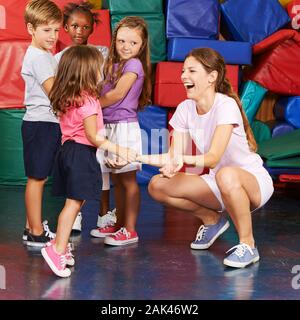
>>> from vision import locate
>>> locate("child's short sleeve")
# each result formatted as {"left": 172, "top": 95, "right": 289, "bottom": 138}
{"left": 169, "top": 100, "right": 190, "bottom": 133}
{"left": 31, "top": 53, "right": 56, "bottom": 85}
{"left": 215, "top": 98, "right": 241, "bottom": 127}
{"left": 123, "top": 58, "right": 144, "bottom": 78}
{"left": 79, "top": 97, "right": 99, "bottom": 120}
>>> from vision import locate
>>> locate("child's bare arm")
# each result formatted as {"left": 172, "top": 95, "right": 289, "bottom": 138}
{"left": 42, "top": 77, "right": 55, "bottom": 96}
{"left": 83, "top": 115, "right": 137, "bottom": 162}
{"left": 100, "top": 72, "right": 137, "bottom": 108}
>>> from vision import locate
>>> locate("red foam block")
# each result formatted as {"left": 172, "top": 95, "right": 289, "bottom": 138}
{"left": 279, "top": 174, "right": 300, "bottom": 183}
{"left": 0, "top": 0, "right": 70, "bottom": 41}
{"left": 245, "top": 29, "right": 300, "bottom": 95}
{"left": 154, "top": 62, "right": 239, "bottom": 107}
{"left": 0, "top": 40, "right": 31, "bottom": 108}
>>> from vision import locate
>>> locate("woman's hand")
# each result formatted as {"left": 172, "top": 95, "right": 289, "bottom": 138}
{"left": 159, "top": 155, "right": 183, "bottom": 178}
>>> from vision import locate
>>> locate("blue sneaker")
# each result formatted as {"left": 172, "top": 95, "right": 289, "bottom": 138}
{"left": 223, "top": 243, "right": 260, "bottom": 268}
{"left": 190, "top": 216, "right": 230, "bottom": 250}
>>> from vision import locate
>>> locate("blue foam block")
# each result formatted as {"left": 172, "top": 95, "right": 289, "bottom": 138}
{"left": 220, "top": 0, "right": 290, "bottom": 45}
{"left": 274, "top": 96, "right": 300, "bottom": 129}
{"left": 137, "top": 105, "right": 169, "bottom": 184}
{"left": 167, "top": 38, "right": 252, "bottom": 65}
{"left": 166, "top": 0, "right": 219, "bottom": 39}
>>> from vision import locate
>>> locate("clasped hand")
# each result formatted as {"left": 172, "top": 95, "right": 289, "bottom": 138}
{"left": 159, "top": 155, "right": 183, "bottom": 178}
{"left": 104, "top": 147, "right": 139, "bottom": 169}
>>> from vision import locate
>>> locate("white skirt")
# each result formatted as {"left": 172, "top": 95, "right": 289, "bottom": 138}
{"left": 96, "top": 121, "right": 142, "bottom": 174}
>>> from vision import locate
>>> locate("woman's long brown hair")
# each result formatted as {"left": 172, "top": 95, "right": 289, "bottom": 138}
{"left": 103, "top": 16, "right": 152, "bottom": 109}
{"left": 49, "top": 45, "right": 103, "bottom": 114}
{"left": 186, "top": 48, "right": 257, "bottom": 152}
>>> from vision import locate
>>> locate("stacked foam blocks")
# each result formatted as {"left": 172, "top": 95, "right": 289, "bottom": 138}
{"left": 1, "top": 0, "right": 300, "bottom": 185}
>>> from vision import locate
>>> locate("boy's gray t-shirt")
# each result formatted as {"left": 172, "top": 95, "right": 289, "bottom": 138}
{"left": 21, "top": 46, "right": 58, "bottom": 123}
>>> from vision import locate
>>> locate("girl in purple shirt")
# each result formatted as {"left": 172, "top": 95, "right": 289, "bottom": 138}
{"left": 94, "top": 16, "right": 152, "bottom": 246}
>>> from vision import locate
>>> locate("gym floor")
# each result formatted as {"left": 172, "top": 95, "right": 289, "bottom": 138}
{"left": 0, "top": 184, "right": 299, "bottom": 300}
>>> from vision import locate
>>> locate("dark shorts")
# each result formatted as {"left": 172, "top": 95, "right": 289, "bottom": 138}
{"left": 52, "top": 140, "right": 102, "bottom": 201}
{"left": 21, "top": 121, "right": 61, "bottom": 179}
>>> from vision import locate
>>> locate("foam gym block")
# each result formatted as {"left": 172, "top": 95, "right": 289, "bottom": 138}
{"left": 255, "top": 92, "right": 278, "bottom": 123}
{"left": 0, "top": 109, "right": 26, "bottom": 185}
{"left": 220, "top": 0, "right": 290, "bottom": 45}
{"left": 245, "top": 30, "right": 300, "bottom": 95}
{"left": 258, "top": 129, "right": 300, "bottom": 160}
{"left": 240, "top": 81, "right": 268, "bottom": 124}
{"left": 0, "top": 40, "right": 30, "bottom": 108}
{"left": 279, "top": 174, "right": 300, "bottom": 182}
{"left": 57, "top": 10, "right": 111, "bottom": 51}
{"left": 279, "top": 0, "right": 293, "bottom": 6}
{"left": 103, "top": 0, "right": 163, "bottom": 14}
{"left": 137, "top": 105, "right": 168, "bottom": 184}
{"left": 154, "top": 62, "right": 239, "bottom": 107}
{"left": 266, "top": 156, "right": 300, "bottom": 168}
{"left": 265, "top": 120, "right": 295, "bottom": 138}
{"left": 167, "top": 38, "right": 252, "bottom": 65}
{"left": 251, "top": 120, "right": 271, "bottom": 143}
{"left": 111, "top": 14, "right": 166, "bottom": 63}
{"left": 265, "top": 166, "right": 300, "bottom": 176}
{"left": 166, "top": 0, "right": 219, "bottom": 39}
{"left": 0, "top": 0, "right": 70, "bottom": 41}
{"left": 274, "top": 96, "right": 300, "bottom": 129}
{"left": 88, "top": 0, "right": 102, "bottom": 10}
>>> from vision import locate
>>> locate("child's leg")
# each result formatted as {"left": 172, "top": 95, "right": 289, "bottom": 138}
{"left": 99, "top": 172, "right": 110, "bottom": 216}
{"left": 116, "top": 171, "right": 140, "bottom": 232}
{"left": 100, "top": 190, "right": 110, "bottom": 215}
{"left": 111, "top": 173, "right": 125, "bottom": 228}
{"left": 55, "top": 198, "right": 84, "bottom": 254}
{"left": 25, "top": 177, "right": 47, "bottom": 235}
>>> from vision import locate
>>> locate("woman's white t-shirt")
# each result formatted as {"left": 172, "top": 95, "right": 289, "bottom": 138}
{"left": 169, "top": 93, "right": 264, "bottom": 175}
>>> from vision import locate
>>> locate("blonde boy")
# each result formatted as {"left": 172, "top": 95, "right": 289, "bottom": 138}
{"left": 21, "top": 0, "right": 62, "bottom": 246}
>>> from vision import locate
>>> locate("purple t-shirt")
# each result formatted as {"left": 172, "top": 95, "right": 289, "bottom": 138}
{"left": 101, "top": 58, "right": 144, "bottom": 123}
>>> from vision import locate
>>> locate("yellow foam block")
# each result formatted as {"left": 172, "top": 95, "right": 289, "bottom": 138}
{"left": 278, "top": 0, "right": 293, "bottom": 7}
{"left": 89, "top": 0, "right": 102, "bottom": 9}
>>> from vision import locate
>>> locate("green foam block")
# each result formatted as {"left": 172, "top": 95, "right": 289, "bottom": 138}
{"left": 266, "top": 156, "right": 300, "bottom": 168}
{"left": 240, "top": 80, "right": 267, "bottom": 124}
{"left": 258, "top": 129, "right": 300, "bottom": 160}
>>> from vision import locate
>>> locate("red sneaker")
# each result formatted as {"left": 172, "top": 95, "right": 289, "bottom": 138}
{"left": 90, "top": 225, "right": 118, "bottom": 238}
{"left": 104, "top": 227, "right": 139, "bottom": 246}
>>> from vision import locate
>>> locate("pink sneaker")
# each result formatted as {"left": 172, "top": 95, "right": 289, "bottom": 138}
{"left": 90, "top": 225, "right": 118, "bottom": 238}
{"left": 41, "top": 244, "right": 71, "bottom": 278}
{"left": 46, "top": 240, "right": 75, "bottom": 267}
{"left": 104, "top": 227, "right": 139, "bottom": 246}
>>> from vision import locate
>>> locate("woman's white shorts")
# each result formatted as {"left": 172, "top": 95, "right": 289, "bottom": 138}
{"left": 200, "top": 167, "right": 274, "bottom": 212}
